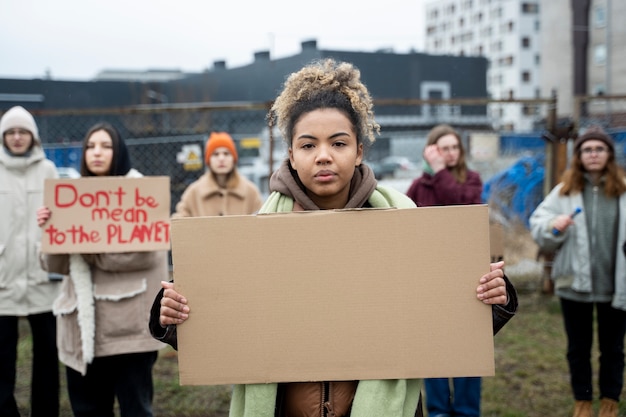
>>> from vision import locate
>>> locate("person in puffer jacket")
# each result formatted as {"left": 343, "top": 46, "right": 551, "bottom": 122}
{"left": 0, "top": 106, "right": 60, "bottom": 417}
{"left": 151, "top": 59, "right": 518, "bottom": 417}
{"left": 37, "top": 122, "right": 167, "bottom": 417}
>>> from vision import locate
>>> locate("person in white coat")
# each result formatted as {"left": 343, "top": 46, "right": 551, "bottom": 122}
{"left": 0, "top": 106, "right": 60, "bottom": 417}
{"left": 530, "top": 126, "right": 626, "bottom": 417}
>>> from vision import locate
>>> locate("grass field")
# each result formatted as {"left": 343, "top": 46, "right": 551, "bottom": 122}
{"left": 13, "top": 225, "right": 626, "bottom": 416}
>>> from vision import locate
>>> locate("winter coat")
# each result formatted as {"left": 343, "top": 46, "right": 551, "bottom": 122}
{"left": 0, "top": 142, "right": 59, "bottom": 316}
{"left": 45, "top": 169, "right": 167, "bottom": 375}
{"left": 406, "top": 169, "right": 482, "bottom": 207}
{"left": 173, "top": 169, "right": 263, "bottom": 217}
{"left": 529, "top": 181, "right": 626, "bottom": 311}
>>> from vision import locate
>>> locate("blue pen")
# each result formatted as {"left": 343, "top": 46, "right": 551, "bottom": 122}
{"left": 552, "top": 207, "right": 582, "bottom": 235}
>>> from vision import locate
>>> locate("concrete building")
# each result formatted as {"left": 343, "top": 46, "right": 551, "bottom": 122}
{"left": 0, "top": 40, "right": 491, "bottom": 143}
{"left": 540, "top": 0, "right": 626, "bottom": 118}
{"left": 424, "top": 0, "right": 541, "bottom": 131}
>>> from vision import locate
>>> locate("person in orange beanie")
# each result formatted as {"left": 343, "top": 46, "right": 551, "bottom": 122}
{"left": 173, "top": 131, "right": 263, "bottom": 218}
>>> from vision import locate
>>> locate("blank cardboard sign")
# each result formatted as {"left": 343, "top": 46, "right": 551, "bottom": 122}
{"left": 172, "top": 205, "right": 494, "bottom": 385}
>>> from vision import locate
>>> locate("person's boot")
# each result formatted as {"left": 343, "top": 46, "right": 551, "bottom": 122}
{"left": 573, "top": 400, "right": 593, "bottom": 417}
{"left": 598, "top": 398, "right": 618, "bottom": 417}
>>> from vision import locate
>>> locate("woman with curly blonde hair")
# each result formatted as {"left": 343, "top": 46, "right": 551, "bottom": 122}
{"left": 151, "top": 59, "right": 517, "bottom": 417}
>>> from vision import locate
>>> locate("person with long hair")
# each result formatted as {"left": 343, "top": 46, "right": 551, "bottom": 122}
{"left": 0, "top": 106, "right": 60, "bottom": 417}
{"left": 530, "top": 126, "right": 626, "bottom": 417}
{"left": 406, "top": 124, "right": 482, "bottom": 207}
{"left": 37, "top": 122, "right": 168, "bottom": 417}
{"left": 406, "top": 124, "right": 484, "bottom": 417}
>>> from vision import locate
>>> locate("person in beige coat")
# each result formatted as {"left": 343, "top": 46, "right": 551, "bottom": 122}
{"left": 37, "top": 122, "right": 167, "bottom": 417}
{"left": 173, "top": 131, "right": 263, "bottom": 218}
{"left": 0, "top": 106, "right": 60, "bottom": 417}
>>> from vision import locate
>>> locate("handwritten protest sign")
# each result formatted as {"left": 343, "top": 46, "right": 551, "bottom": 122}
{"left": 41, "top": 176, "right": 171, "bottom": 254}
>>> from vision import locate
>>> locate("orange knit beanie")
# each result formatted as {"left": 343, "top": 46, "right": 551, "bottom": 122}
{"left": 205, "top": 132, "right": 238, "bottom": 164}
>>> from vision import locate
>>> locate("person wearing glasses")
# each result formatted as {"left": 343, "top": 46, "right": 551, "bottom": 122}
{"left": 406, "top": 124, "right": 484, "bottom": 417}
{"left": 406, "top": 124, "right": 482, "bottom": 208}
{"left": 530, "top": 126, "right": 626, "bottom": 417}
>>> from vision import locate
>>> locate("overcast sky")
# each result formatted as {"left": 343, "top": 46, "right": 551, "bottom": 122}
{"left": 0, "top": 0, "right": 426, "bottom": 81}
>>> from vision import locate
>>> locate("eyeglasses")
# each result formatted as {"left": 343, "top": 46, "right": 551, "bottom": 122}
{"left": 438, "top": 144, "right": 460, "bottom": 153}
{"left": 580, "top": 146, "right": 609, "bottom": 155}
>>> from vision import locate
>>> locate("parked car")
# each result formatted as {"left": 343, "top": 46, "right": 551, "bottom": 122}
{"left": 368, "top": 156, "right": 417, "bottom": 180}
{"left": 57, "top": 167, "right": 80, "bottom": 178}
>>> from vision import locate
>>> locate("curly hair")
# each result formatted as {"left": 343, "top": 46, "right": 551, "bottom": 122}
{"left": 267, "top": 58, "right": 379, "bottom": 151}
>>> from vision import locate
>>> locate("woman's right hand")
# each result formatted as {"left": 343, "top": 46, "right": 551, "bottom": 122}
{"left": 37, "top": 206, "right": 51, "bottom": 227}
{"left": 159, "top": 281, "right": 190, "bottom": 326}
{"left": 551, "top": 213, "right": 575, "bottom": 235}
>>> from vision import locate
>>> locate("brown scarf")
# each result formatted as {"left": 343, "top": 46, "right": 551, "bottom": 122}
{"left": 268, "top": 159, "right": 378, "bottom": 210}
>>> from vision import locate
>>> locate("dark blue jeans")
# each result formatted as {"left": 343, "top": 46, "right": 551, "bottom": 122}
{"left": 424, "top": 377, "right": 481, "bottom": 417}
{"left": 66, "top": 351, "right": 158, "bottom": 417}
{"left": 560, "top": 298, "right": 626, "bottom": 401}
{"left": 0, "top": 313, "right": 59, "bottom": 417}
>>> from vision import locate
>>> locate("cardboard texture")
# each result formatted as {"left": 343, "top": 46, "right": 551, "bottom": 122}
{"left": 172, "top": 205, "right": 495, "bottom": 386}
{"left": 42, "top": 176, "right": 171, "bottom": 253}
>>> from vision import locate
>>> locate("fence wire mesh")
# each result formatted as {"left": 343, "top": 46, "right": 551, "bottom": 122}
{"left": 8, "top": 96, "right": 626, "bottom": 221}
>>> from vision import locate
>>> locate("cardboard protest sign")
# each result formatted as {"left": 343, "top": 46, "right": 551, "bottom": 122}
{"left": 173, "top": 205, "right": 495, "bottom": 385}
{"left": 41, "top": 176, "right": 171, "bottom": 253}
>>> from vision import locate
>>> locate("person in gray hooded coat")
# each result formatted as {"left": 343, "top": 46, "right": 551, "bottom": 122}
{"left": 0, "top": 106, "right": 60, "bottom": 417}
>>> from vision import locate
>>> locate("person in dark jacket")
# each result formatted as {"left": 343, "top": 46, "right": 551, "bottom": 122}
{"left": 406, "top": 124, "right": 482, "bottom": 207}
{"left": 406, "top": 124, "right": 485, "bottom": 417}
{"left": 150, "top": 59, "right": 518, "bottom": 417}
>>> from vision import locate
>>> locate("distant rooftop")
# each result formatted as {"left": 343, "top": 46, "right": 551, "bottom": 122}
{"left": 93, "top": 69, "right": 188, "bottom": 82}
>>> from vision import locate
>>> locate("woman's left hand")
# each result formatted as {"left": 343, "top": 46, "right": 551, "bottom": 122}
{"left": 476, "top": 261, "right": 508, "bottom": 305}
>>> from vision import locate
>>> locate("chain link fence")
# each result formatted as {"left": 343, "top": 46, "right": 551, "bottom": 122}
{"left": 10, "top": 96, "right": 626, "bottom": 220}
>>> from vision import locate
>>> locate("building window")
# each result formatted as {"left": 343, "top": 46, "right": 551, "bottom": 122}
{"left": 522, "top": 104, "right": 539, "bottom": 115}
{"left": 499, "top": 55, "right": 514, "bottom": 66}
{"left": 594, "top": 44, "right": 607, "bottom": 65}
{"left": 535, "top": 54, "right": 541, "bottom": 65}
{"left": 594, "top": 5, "right": 606, "bottom": 27}
{"left": 522, "top": 37, "right": 530, "bottom": 48}
{"left": 522, "top": 71, "right": 531, "bottom": 83}
{"left": 522, "top": 3, "right": 539, "bottom": 13}
{"left": 593, "top": 83, "right": 606, "bottom": 96}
